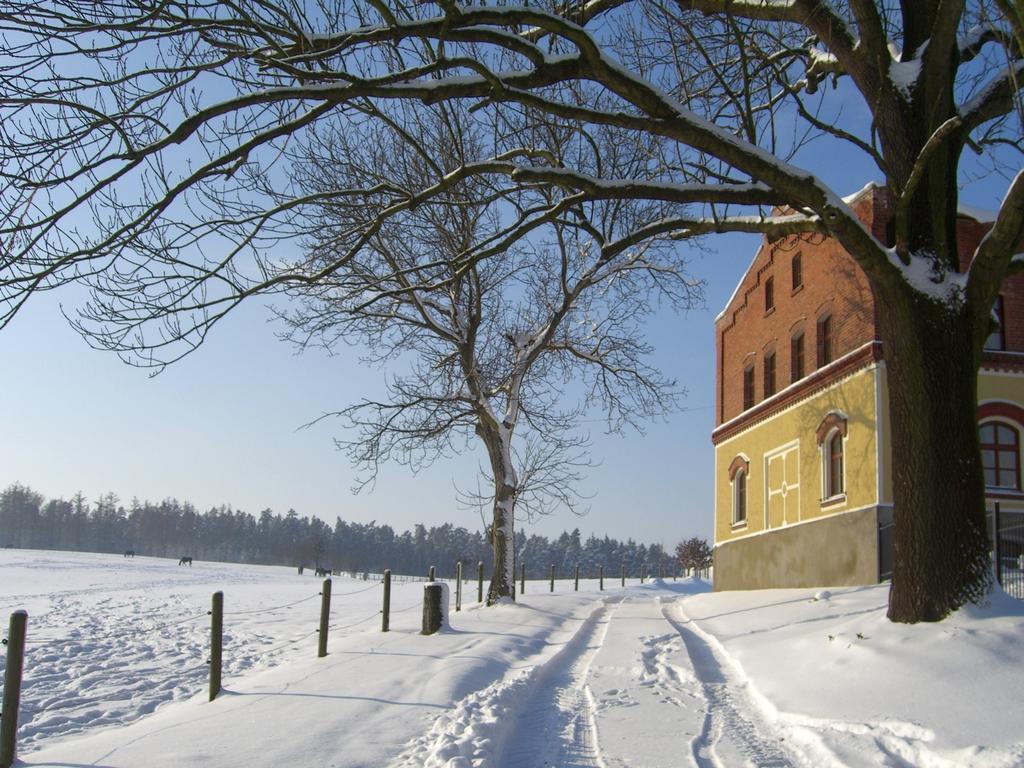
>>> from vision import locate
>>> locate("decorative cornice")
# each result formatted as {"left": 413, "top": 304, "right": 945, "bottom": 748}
{"left": 981, "top": 351, "right": 1024, "bottom": 374}
{"left": 712, "top": 342, "right": 882, "bottom": 445}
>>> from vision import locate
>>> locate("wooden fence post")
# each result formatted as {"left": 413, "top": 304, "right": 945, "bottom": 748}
{"left": 0, "top": 611, "right": 27, "bottom": 768}
{"left": 640, "top": 565, "right": 646, "bottom": 584}
{"left": 422, "top": 584, "right": 444, "bottom": 635}
{"left": 209, "top": 591, "right": 223, "bottom": 702}
{"left": 599, "top": 565, "right": 604, "bottom": 591}
{"left": 477, "top": 561, "right": 484, "bottom": 603}
{"left": 620, "top": 562, "right": 625, "bottom": 587}
{"left": 456, "top": 562, "right": 463, "bottom": 612}
{"left": 550, "top": 564, "right": 555, "bottom": 593}
{"left": 428, "top": 565, "right": 436, "bottom": 582}
{"left": 382, "top": 569, "right": 391, "bottom": 632}
{"left": 574, "top": 564, "right": 580, "bottom": 592}
{"left": 318, "top": 578, "right": 332, "bottom": 658}
{"left": 520, "top": 562, "right": 526, "bottom": 594}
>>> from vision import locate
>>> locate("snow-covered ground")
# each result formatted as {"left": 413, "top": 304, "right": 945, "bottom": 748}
{"left": 2, "top": 549, "right": 1023, "bottom": 767}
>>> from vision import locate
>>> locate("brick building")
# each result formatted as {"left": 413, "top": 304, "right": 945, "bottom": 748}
{"left": 712, "top": 183, "right": 1024, "bottom": 590}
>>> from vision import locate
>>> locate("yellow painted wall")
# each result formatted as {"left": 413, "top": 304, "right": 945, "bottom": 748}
{"left": 714, "top": 365, "right": 880, "bottom": 545}
{"left": 714, "top": 506, "right": 880, "bottom": 590}
{"left": 876, "top": 367, "right": 892, "bottom": 504}
{"left": 980, "top": 370, "right": 1024, "bottom": 406}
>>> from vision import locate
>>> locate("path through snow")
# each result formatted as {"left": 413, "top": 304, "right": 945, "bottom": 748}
{"left": 395, "top": 589, "right": 803, "bottom": 768}
{"left": 663, "top": 601, "right": 797, "bottom": 768}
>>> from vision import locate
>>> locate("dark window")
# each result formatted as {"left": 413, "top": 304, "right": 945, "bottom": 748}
{"left": 792, "top": 253, "right": 803, "bottom": 291}
{"left": 791, "top": 332, "right": 805, "bottom": 383}
{"left": 980, "top": 422, "right": 1020, "bottom": 489}
{"left": 743, "top": 365, "right": 755, "bottom": 410}
{"left": 734, "top": 469, "right": 747, "bottom": 524}
{"left": 764, "top": 351, "right": 776, "bottom": 397}
{"left": 985, "top": 296, "right": 1005, "bottom": 351}
{"left": 827, "top": 431, "right": 844, "bottom": 497}
{"left": 765, "top": 277, "right": 775, "bottom": 312}
{"left": 817, "top": 314, "right": 833, "bottom": 368}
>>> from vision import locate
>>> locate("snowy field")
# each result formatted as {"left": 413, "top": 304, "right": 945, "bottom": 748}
{"left": 2, "top": 549, "right": 1023, "bottom": 767}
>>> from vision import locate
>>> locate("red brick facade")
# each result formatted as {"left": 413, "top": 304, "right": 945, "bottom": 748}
{"left": 955, "top": 217, "right": 1024, "bottom": 357}
{"left": 714, "top": 185, "right": 1020, "bottom": 437}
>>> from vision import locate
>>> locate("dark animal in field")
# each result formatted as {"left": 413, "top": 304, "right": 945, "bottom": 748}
{"left": 124, "top": 550, "right": 135, "bottom": 558}
{"left": 178, "top": 556, "right": 193, "bottom": 566}
{"left": 314, "top": 566, "right": 330, "bottom": 577}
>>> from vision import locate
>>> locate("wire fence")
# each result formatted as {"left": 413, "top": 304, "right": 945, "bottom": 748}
{"left": 880, "top": 506, "right": 1024, "bottom": 600}
{"left": 0, "top": 557, "right": 683, "bottom": 764}
{"left": 992, "top": 509, "right": 1024, "bottom": 600}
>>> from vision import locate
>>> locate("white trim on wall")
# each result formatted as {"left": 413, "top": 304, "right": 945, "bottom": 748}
{"left": 764, "top": 439, "right": 801, "bottom": 529}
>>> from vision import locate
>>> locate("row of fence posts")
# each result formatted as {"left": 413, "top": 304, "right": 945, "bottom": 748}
{"left": 0, "top": 558, "right": 689, "bottom": 766}
{"left": 537, "top": 562, "right": 673, "bottom": 593}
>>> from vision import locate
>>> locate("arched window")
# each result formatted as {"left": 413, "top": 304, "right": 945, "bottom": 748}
{"left": 816, "top": 412, "right": 848, "bottom": 502}
{"left": 763, "top": 349, "right": 776, "bottom": 397}
{"left": 980, "top": 421, "right": 1020, "bottom": 489}
{"left": 728, "top": 455, "right": 750, "bottom": 526}
{"left": 790, "top": 331, "right": 805, "bottom": 383}
{"left": 743, "top": 364, "right": 755, "bottom": 410}
{"left": 733, "top": 468, "right": 747, "bottom": 525}
{"left": 826, "top": 431, "right": 844, "bottom": 498}
{"left": 816, "top": 313, "right": 833, "bottom": 367}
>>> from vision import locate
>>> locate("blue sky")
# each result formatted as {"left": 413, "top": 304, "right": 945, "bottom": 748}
{"left": 0, "top": 232, "right": 760, "bottom": 547}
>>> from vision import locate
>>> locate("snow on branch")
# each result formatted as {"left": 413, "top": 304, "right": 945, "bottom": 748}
{"left": 958, "top": 58, "right": 1024, "bottom": 130}
{"left": 509, "top": 168, "right": 786, "bottom": 207}
{"left": 959, "top": 24, "right": 1018, "bottom": 62}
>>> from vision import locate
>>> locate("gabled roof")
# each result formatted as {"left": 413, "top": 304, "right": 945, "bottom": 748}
{"left": 713, "top": 182, "right": 999, "bottom": 322}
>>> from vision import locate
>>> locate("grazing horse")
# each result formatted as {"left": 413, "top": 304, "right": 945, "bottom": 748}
{"left": 314, "top": 566, "right": 330, "bottom": 577}
{"left": 178, "top": 556, "right": 193, "bottom": 566}
{"left": 124, "top": 550, "right": 135, "bottom": 558}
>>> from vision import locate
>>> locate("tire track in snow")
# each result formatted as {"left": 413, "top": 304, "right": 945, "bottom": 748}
{"left": 496, "top": 599, "right": 612, "bottom": 768}
{"left": 391, "top": 597, "right": 621, "bottom": 768}
{"left": 662, "top": 602, "right": 799, "bottom": 768}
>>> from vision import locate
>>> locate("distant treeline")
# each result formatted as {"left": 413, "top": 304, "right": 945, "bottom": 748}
{"left": 0, "top": 483, "right": 681, "bottom": 578}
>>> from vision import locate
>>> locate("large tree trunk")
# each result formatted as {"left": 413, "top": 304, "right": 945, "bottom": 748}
{"left": 875, "top": 278, "right": 991, "bottom": 622}
{"left": 476, "top": 422, "right": 518, "bottom": 605}
{"left": 487, "top": 481, "right": 516, "bottom": 605}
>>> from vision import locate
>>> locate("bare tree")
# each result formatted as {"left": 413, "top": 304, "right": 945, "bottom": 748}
{"left": 675, "top": 537, "right": 712, "bottom": 575}
{"left": 0, "top": 1, "right": 1021, "bottom": 620}
{"left": 277, "top": 101, "right": 698, "bottom": 602}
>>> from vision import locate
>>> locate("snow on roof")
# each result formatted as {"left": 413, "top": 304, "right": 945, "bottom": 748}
{"left": 715, "top": 182, "right": 880, "bottom": 324}
{"left": 714, "top": 182, "right": 999, "bottom": 322}
{"left": 841, "top": 180, "right": 883, "bottom": 205}
{"left": 713, "top": 249, "right": 760, "bottom": 323}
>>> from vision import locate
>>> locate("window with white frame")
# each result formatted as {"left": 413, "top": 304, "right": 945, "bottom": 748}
{"left": 824, "top": 430, "right": 844, "bottom": 498}
{"left": 980, "top": 421, "right": 1020, "bottom": 489}
{"left": 816, "top": 412, "right": 847, "bottom": 502}
{"left": 733, "top": 467, "right": 748, "bottom": 524}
